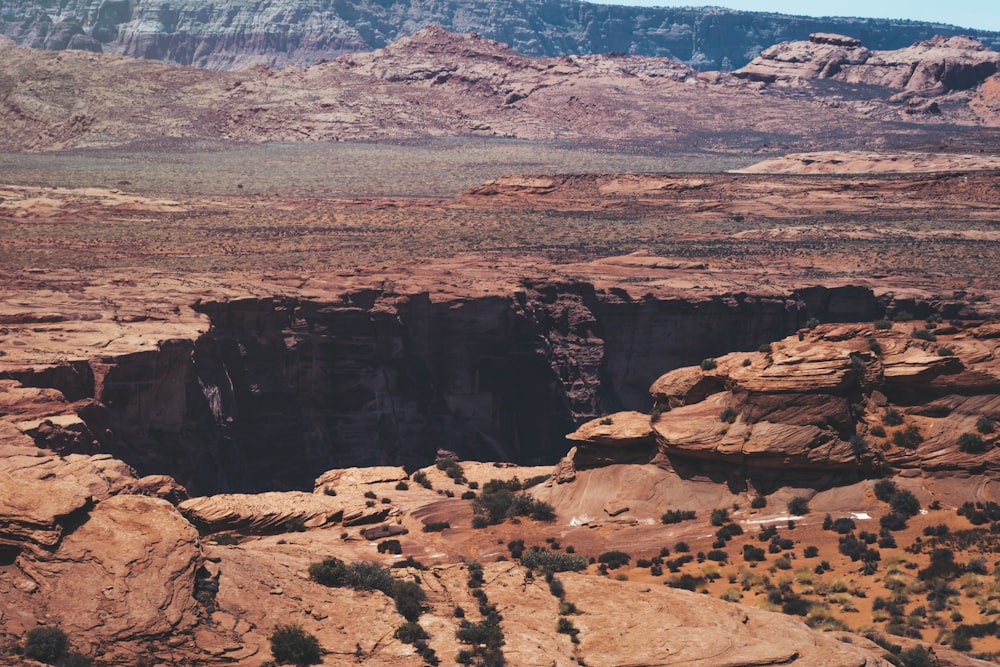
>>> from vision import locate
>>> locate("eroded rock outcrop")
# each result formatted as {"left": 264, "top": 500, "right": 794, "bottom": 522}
{"left": 734, "top": 33, "right": 1000, "bottom": 123}
{"left": 571, "top": 321, "right": 1000, "bottom": 490}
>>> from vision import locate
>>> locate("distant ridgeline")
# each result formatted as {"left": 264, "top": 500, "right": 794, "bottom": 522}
{"left": 2, "top": 0, "right": 999, "bottom": 70}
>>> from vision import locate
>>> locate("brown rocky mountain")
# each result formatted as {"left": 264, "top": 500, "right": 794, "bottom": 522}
{"left": 2, "top": 26, "right": 1000, "bottom": 153}
{"left": 2, "top": 0, "right": 999, "bottom": 71}
{"left": 734, "top": 33, "right": 1000, "bottom": 121}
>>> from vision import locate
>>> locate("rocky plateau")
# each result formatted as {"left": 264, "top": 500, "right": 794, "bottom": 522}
{"left": 4, "top": 17, "right": 1000, "bottom": 667}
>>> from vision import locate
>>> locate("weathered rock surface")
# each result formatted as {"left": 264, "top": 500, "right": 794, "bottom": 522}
{"left": 735, "top": 33, "right": 1000, "bottom": 123}
{"left": 733, "top": 150, "right": 1000, "bottom": 174}
{"left": 1, "top": 26, "right": 995, "bottom": 152}
{"left": 638, "top": 322, "right": 1000, "bottom": 486}
{"left": 3, "top": 0, "right": 997, "bottom": 71}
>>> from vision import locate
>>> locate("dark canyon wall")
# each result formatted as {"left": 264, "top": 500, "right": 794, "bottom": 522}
{"left": 3, "top": 0, "right": 998, "bottom": 70}
{"left": 9, "top": 282, "right": 890, "bottom": 495}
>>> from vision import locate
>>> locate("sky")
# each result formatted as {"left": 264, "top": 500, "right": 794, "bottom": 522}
{"left": 584, "top": 1, "right": 1000, "bottom": 32}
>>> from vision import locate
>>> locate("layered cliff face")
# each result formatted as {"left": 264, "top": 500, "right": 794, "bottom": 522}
{"left": 1, "top": 274, "right": 893, "bottom": 496}
{"left": 1, "top": 0, "right": 998, "bottom": 70}
{"left": 561, "top": 320, "right": 1000, "bottom": 492}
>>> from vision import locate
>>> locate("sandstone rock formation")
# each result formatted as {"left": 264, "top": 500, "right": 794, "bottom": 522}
{"left": 3, "top": 0, "right": 997, "bottom": 71}
{"left": 567, "top": 321, "right": 1000, "bottom": 492}
{"left": 735, "top": 33, "right": 1000, "bottom": 123}
{"left": 2, "top": 26, "right": 996, "bottom": 152}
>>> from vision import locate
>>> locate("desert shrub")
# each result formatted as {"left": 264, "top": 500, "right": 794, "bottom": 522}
{"left": 874, "top": 479, "right": 898, "bottom": 502}
{"left": 269, "top": 624, "right": 321, "bottom": 666}
{"left": 394, "top": 622, "right": 428, "bottom": 644}
{"left": 849, "top": 434, "right": 868, "bottom": 456}
{"left": 460, "top": 490, "right": 476, "bottom": 500}
{"left": 24, "top": 627, "right": 69, "bottom": 664}
{"left": 378, "top": 539, "right": 402, "bottom": 555}
{"left": 758, "top": 524, "right": 778, "bottom": 541}
{"left": 308, "top": 558, "right": 347, "bottom": 587}
{"left": 874, "top": 319, "right": 893, "bottom": 330}
{"left": 889, "top": 491, "right": 920, "bottom": 517}
{"left": 911, "top": 328, "right": 936, "bottom": 342}
{"left": 958, "top": 432, "right": 986, "bottom": 454}
{"left": 868, "top": 336, "right": 884, "bottom": 355}
{"left": 803, "top": 545, "right": 819, "bottom": 558}
{"left": 957, "top": 501, "right": 1000, "bottom": 525}
{"left": 436, "top": 459, "right": 467, "bottom": 484}
{"left": 883, "top": 408, "right": 904, "bottom": 426}
{"left": 395, "top": 480, "right": 409, "bottom": 491}
{"left": 701, "top": 358, "right": 718, "bottom": 371}
{"left": 556, "top": 618, "right": 580, "bottom": 643}
{"left": 423, "top": 521, "right": 450, "bottom": 532}
{"left": 880, "top": 513, "right": 909, "bottom": 532}
{"left": 743, "top": 545, "right": 766, "bottom": 562}
{"left": 710, "top": 508, "right": 730, "bottom": 526}
{"left": 455, "top": 621, "right": 504, "bottom": 649}
{"left": 506, "top": 539, "right": 525, "bottom": 559}
{"left": 892, "top": 425, "right": 923, "bottom": 449}
{"left": 716, "top": 523, "right": 744, "bottom": 541}
{"left": 977, "top": 416, "right": 996, "bottom": 434}
{"left": 519, "top": 549, "right": 587, "bottom": 572}
{"left": 892, "top": 645, "right": 938, "bottom": 667}
{"left": 392, "top": 580, "right": 427, "bottom": 621}
{"left": 937, "top": 346, "right": 955, "bottom": 356}
{"left": 751, "top": 495, "right": 767, "bottom": 509}
{"left": 870, "top": 425, "right": 887, "bottom": 437}
{"left": 391, "top": 556, "right": 427, "bottom": 570}
{"left": 720, "top": 407, "right": 738, "bottom": 423}
{"left": 412, "top": 470, "right": 431, "bottom": 489}
{"left": 829, "top": 517, "right": 856, "bottom": 534}
{"left": 707, "top": 549, "right": 729, "bottom": 562}
{"left": 892, "top": 311, "right": 914, "bottom": 322}
{"left": 787, "top": 497, "right": 810, "bottom": 516}
{"left": 879, "top": 534, "right": 898, "bottom": 549}
{"left": 364, "top": 490, "right": 377, "bottom": 499}
{"left": 674, "top": 541, "right": 689, "bottom": 552}
{"left": 661, "top": 509, "right": 696, "bottom": 524}
{"left": 806, "top": 318, "right": 821, "bottom": 329}
{"left": 597, "top": 551, "right": 631, "bottom": 569}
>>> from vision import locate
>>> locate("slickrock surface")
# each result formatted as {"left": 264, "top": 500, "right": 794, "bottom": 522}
{"left": 733, "top": 150, "right": 1000, "bottom": 174}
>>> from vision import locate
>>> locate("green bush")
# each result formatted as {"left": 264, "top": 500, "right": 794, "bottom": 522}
{"left": 24, "top": 627, "right": 69, "bottom": 664}
{"left": 269, "top": 624, "right": 321, "bottom": 666}
{"left": 393, "top": 622, "right": 428, "bottom": 644}
{"left": 787, "top": 497, "right": 810, "bottom": 516}
{"left": 661, "top": 509, "right": 696, "bottom": 524}
{"left": 378, "top": 539, "right": 402, "bottom": 554}
{"left": 883, "top": 408, "right": 904, "bottom": 426}
{"left": 520, "top": 549, "right": 588, "bottom": 572}
{"left": 977, "top": 416, "right": 996, "bottom": 434}
{"left": 392, "top": 580, "right": 426, "bottom": 622}
{"left": 874, "top": 479, "right": 898, "bottom": 502}
{"left": 710, "top": 508, "right": 730, "bottom": 526}
{"left": 308, "top": 558, "right": 347, "bottom": 586}
{"left": 395, "top": 480, "right": 409, "bottom": 491}
{"left": 892, "top": 425, "right": 923, "bottom": 449}
{"left": 412, "top": 470, "right": 432, "bottom": 489}
{"left": 597, "top": 551, "right": 631, "bottom": 569}
{"left": 719, "top": 407, "right": 738, "bottom": 423}
{"left": 892, "top": 311, "right": 913, "bottom": 322}
{"left": 889, "top": 491, "right": 920, "bottom": 517}
{"left": 874, "top": 319, "right": 892, "bottom": 330}
{"left": 911, "top": 328, "right": 936, "bottom": 342}
{"left": 870, "top": 425, "right": 886, "bottom": 438}
{"left": 750, "top": 496, "right": 767, "bottom": 509}
{"left": 422, "top": 521, "right": 450, "bottom": 532}
{"left": 700, "top": 358, "right": 718, "bottom": 371}
{"left": 456, "top": 621, "right": 504, "bottom": 649}
{"left": 958, "top": 432, "right": 986, "bottom": 454}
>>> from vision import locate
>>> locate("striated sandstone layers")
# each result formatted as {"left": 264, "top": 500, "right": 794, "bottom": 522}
{"left": 560, "top": 320, "right": 1000, "bottom": 492}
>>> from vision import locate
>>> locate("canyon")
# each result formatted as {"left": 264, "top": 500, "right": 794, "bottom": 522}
{"left": 3, "top": 22, "right": 1000, "bottom": 667}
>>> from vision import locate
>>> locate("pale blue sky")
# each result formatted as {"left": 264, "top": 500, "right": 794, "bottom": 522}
{"left": 585, "top": 2, "right": 1000, "bottom": 31}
